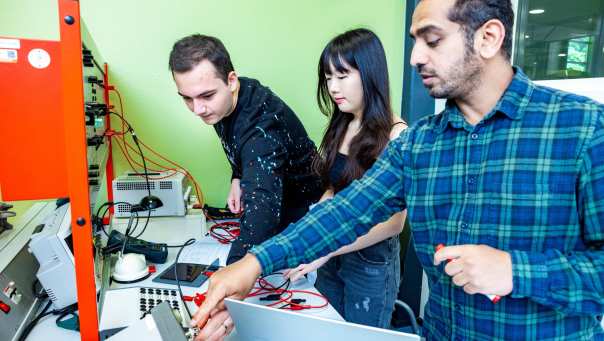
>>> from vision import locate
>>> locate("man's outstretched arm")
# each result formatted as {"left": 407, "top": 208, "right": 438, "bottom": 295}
{"left": 191, "top": 133, "right": 410, "bottom": 340}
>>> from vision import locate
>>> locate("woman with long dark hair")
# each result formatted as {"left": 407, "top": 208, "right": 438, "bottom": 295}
{"left": 285, "top": 28, "right": 407, "bottom": 328}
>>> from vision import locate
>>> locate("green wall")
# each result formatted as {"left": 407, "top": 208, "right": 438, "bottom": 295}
{"left": 0, "top": 0, "right": 59, "bottom": 40}
{"left": 1, "top": 0, "right": 405, "bottom": 208}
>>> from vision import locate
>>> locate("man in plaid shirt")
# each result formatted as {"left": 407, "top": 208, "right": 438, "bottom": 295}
{"left": 191, "top": 0, "right": 604, "bottom": 340}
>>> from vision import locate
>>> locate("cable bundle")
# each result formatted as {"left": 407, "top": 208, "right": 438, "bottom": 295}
{"left": 183, "top": 272, "right": 328, "bottom": 312}
{"left": 105, "top": 88, "right": 205, "bottom": 208}
{"left": 208, "top": 221, "right": 241, "bottom": 244}
{"left": 247, "top": 273, "right": 328, "bottom": 311}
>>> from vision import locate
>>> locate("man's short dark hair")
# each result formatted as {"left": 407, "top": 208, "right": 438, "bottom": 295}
{"left": 447, "top": 0, "right": 514, "bottom": 59}
{"left": 169, "top": 34, "right": 234, "bottom": 83}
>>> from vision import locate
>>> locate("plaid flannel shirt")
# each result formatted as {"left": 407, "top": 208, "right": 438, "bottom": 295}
{"left": 250, "top": 68, "right": 604, "bottom": 340}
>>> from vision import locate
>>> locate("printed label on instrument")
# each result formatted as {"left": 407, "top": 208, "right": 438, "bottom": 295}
{"left": 0, "top": 38, "right": 20, "bottom": 49}
{"left": 0, "top": 49, "right": 17, "bottom": 63}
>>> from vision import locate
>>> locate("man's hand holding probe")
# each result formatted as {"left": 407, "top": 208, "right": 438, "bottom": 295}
{"left": 191, "top": 254, "right": 262, "bottom": 341}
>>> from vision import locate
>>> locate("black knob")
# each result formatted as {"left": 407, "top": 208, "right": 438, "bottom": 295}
{"left": 0, "top": 205, "right": 15, "bottom": 234}
{"left": 64, "top": 15, "right": 75, "bottom": 25}
{"left": 76, "top": 217, "right": 86, "bottom": 226}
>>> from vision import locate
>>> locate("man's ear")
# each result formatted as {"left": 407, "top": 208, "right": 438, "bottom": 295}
{"left": 227, "top": 71, "right": 238, "bottom": 92}
{"left": 475, "top": 19, "right": 506, "bottom": 59}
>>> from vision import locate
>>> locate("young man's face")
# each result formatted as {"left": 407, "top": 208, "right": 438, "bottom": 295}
{"left": 173, "top": 59, "right": 237, "bottom": 125}
{"left": 409, "top": 0, "right": 483, "bottom": 99}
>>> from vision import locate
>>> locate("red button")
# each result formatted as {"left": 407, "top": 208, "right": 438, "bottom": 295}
{"left": 0, "top": 301, "right": 10, "bottom": 313}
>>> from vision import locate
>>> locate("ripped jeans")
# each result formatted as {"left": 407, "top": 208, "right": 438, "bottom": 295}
{"left": 315, "top": 236, "right": 401, "bottom": 328}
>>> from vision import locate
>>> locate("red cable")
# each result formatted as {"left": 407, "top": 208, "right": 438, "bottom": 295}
{"left": 112, "top": 114, "right": 205, "bottom": 202}
{"left": 114, "top": 134, "right": 204, "bottom": 206}
{"left": 183, "top": 275, "right": 327, "bottom": 311}
{"left": 209, "top": 222, "right": 240, "bottom": 244}
{"left": 106, "top": 88, "right": 205, "bottom": 206}
{"left": 121, "top": 137, "right": 204, "bottom": 205}
{"left": 248, "top": 275, "right": 328, "bottom": 310}
{"left": 134, "top": 138, "right": 205, "bottom": 205}
{"left": 276, "top": 289, "right": 329, "bottom": 310}
{"left": 111, "top": 136, "right": 143, "bottom": 175}
{"left": 110, "top": 89, "right": 139, "bottom": 168}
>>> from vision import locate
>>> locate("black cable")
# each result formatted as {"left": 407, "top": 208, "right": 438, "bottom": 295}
{"left": 277, "top": 298, "right": 306, "bottom": 310}
{"left": 208, "top": 222, "right": 240, "bottom": 244}
{"left": 208, "top": 226, "right": 235, "bottom": 244}
{"left": 97, "top": 205, "right": 112, "bottom": 237}
{"left": 165, "top": 242, "right": 196, "bottom": 248}
{"left": 18, "top": 301, "right": 78, "bottom": 341}
{"left": 131, "top": 210, "right": 150, "bottom": 239}
{"left": 94, "top": 202, "right": 114, "bottom": 237}
{"left": 94, "top": 202, "right": 110, "bottom": 218}
{"left": 259, "top": 272, "right": 290, "bottom": 292}
{"left": 112, "top": 114, "right": 152, "bottom": 206}
{"left": 120, "top": 210, "right": 139, "bottom": 256}
{"left": 94, "top": 201, "right": 133, "bottom": 237}
{"left": 18, "top": 300, "right": 52, "bottom": 341}
{"left": 106, "top": 112, "right": 153, "bottom": 240}
{"left": 108, "top": 112, "right": 133, "bottom": 130}
{"left": 127, "top": 211, "right": 142, "bottom": 238}
{"left": 128, "top": 129, "right": 151, "bottom": 238}
{"left": 95, "top": 201, "right": 132, "bottom": 219}
{"left": 134, "top": 212, "right": 141, "bottom": 235}
{"left": 202, "top": 205, "right": 242, "bottom": 220}
{"left": 394, "top": 300, "right": 420, "bottom": 335}
{"left": 116, "top": 113, "right": 152, "bottom": 239}
{"left": 31, "top": 279, "right": 48, "bottom": 300}
{"left": 256, "top": 272, "right": 291, "bottom": 304}
{"left": 175, "top": 238, "right": 196, "bottom": 320}
{"left": 129, "top": 130, "right": 152, "bottom": 240}
{"left": 102, "top": 202, "right": 138, "bottom": 238}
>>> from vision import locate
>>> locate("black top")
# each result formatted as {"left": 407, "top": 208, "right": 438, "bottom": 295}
{"left": 214, "top": 77, "right": 322, "bottom": 264}
{"left": 326, "top": 129, "right": 403, "bottom": 263}
{"left": 328, "top": 122, "right": 405, "bottom": 192}
{"left": 328, "top": 152, "right": 349, "bottom": 192}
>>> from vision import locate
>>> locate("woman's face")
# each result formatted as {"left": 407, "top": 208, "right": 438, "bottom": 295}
{"left": 326, "top": 61, "right": 364, "bottom": 117}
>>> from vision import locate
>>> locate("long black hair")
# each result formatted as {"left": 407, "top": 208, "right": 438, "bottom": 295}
{"left": 314, "top": 28, "right": 397, "bottom": 192}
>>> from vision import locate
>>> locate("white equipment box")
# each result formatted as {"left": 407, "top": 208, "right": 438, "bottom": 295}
{"left": 112, "top": 171, "right": 190, "bottom": 217}
{"left": 28, "top": 203, "right": 78, "bottom": 310}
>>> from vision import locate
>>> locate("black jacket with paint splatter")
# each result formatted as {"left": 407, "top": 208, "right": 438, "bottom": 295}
{"left": 214, "top": 77, "right": 323, "bottom": 264}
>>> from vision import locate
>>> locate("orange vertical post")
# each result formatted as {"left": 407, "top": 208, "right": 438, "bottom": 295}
{"left": 58, "top": 1, "right": 100, "bottom": 340}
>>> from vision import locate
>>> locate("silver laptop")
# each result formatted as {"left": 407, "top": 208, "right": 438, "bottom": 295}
{"left": 225, "top": 298, "right": 420, "bottom": 341}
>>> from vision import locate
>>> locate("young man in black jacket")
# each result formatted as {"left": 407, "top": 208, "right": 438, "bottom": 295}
{"left": 169, "top": 34, "right": 323, "bottom": 264}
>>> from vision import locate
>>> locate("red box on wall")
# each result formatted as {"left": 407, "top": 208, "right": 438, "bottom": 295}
{"left": 0, "top": 37, "right": 69, "bottom": 200}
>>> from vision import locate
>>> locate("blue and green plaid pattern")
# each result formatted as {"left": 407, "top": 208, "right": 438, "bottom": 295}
{"left": 250, "top": 69, "right": 604, "bottom": 340}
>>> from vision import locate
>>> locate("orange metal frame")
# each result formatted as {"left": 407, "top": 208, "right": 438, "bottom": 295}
{"left": 58, "top": 1, "right": 102, "bottom": 339}
{"left": 0, "top": 1, "right": 116, "bottom": 338}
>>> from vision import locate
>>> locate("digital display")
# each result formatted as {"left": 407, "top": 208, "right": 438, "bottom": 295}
{"left": 159, "top": 263, "right": 218, "bottom": 283}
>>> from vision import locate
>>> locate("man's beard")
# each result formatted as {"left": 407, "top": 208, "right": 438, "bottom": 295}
{"left": 422, "top": 47, "right": 482, "bottom": 99}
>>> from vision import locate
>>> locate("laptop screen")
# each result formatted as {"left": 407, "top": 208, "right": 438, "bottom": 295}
{"left": 224, "top": 298, "right": 420, "bottom": 341}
